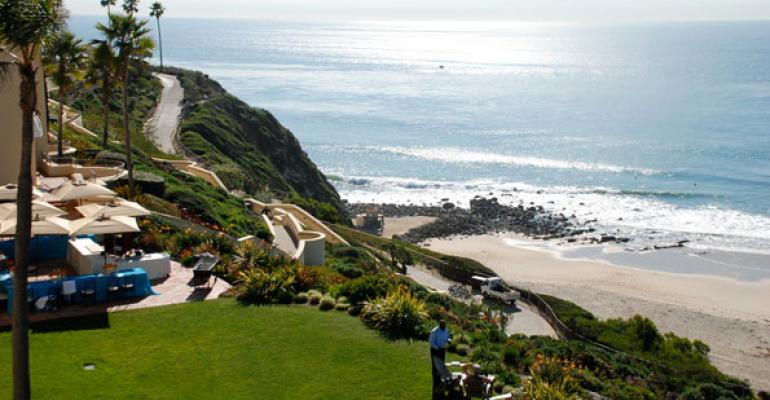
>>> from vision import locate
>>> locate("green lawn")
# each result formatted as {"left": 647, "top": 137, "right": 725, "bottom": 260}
{"left": 0, "top": 300, "right": 432, "bottom": 399}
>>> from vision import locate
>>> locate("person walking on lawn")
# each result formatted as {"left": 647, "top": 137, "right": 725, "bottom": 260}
{"left": 430, "top": 319, "right": 452, "bottom": 399}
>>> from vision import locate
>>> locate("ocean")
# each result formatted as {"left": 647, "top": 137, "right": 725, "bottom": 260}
{"left": 69, "top": 17, "right": 770, "bottom": 259}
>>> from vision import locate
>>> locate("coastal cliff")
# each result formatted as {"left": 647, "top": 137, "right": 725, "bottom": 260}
{"left": 164, "top": 67, "right": 346, "bottom": 222}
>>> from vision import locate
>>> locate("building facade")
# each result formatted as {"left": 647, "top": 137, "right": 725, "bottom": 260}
{"left": 0, "top": 46, "right": 49, "bottom": 185}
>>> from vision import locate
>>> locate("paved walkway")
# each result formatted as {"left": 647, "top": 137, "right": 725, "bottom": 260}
{"left": 405, "top": 265, "right": 556, "bottom": 338}
{"left": 147, "top": 73, "right": 183, "bottom": 154}
{"left": 0, "top": 262, "right": 230, "bottom": 327}
{"left": 501, "top": 301, "right": 557, "bottom": 338}
{"left": 272, "top": 225, "right": 297, "bottom": 255}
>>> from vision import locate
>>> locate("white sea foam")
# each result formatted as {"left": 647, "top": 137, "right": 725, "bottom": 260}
{"left": 333, "top": 175, "right": 770, "bottom": 253}
{"left": 329, "top": 145, "right": 660, "bottom": 175}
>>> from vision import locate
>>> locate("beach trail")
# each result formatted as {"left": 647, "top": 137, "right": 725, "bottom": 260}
{"left": 147, "top": 73, "right": 183, "bottom": 154}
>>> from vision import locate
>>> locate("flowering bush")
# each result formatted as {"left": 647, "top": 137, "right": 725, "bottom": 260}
{"left": 523, "top": 355, "right": 583, "bottom": 400}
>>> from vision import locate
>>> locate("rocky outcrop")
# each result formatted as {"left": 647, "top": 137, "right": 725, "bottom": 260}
{"left": 349, "top": 197, "right": 603, "bottom": 243}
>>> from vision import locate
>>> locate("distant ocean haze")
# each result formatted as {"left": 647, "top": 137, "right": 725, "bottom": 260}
{"left": 70, "top": 17, "right": 770, "bottom": 254}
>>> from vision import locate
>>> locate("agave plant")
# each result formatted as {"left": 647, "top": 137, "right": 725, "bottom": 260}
{"left": 237, "top": 268, "right": 296, "bottom": 305}
{"left": 361, "top": 285, "right": 429, "bottom": 338}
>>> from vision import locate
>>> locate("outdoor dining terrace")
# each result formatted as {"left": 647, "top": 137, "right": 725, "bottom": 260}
{"left": 0, "top": 176, "right": 203, "bottom": 324}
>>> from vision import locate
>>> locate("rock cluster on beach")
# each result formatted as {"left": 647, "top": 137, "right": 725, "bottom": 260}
{"left": 348, "top": 197, "right": 630, "bottom": 244}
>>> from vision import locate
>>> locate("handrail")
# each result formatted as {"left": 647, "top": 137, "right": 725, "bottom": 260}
{"left": 47, "top": 156, "right": 125, "bottom": 169}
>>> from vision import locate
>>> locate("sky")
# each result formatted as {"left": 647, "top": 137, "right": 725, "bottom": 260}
{"left": 65, "top": 0, "right": 770, "bottom": 22}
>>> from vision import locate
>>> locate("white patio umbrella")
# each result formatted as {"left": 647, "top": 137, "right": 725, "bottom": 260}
{"left": 52, "top": 181, "right": 116, "bottom": 202}
{"left": 0, "top": 200, "right": 67, "bottom": 220}
{"left": 0, "top": 184, "right": 46, "bottom": 202}
{"left": 76, "top": 200, "right": 150, "bottom": 219}
{"left": 0, "top": 216, "right": 71, "bottom": 236}
{"left": 70, "top": 216, "right": 141, "bottom": 267}
{"left": 70, "top": 215, "right": 140, "bottom": 236}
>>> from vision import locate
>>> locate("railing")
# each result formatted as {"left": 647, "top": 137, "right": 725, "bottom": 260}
{"left": 47, "top": 156, "right": 125, "bottom": 169}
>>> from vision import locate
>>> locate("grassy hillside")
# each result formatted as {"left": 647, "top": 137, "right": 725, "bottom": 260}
{"left": 0, "top": 300, "right": 432, "bottom": 399}
{"left": 165, "top": 67, "right": 347, "bottom": 224}
{"left": 62, "top": 62, "right": 169, "bottom": 159}
{"left": 58, "top": 65, "right": 269, "bottom": 239}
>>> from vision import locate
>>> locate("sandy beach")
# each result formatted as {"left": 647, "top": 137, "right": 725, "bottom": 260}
{"left": 381, "top": 216, "right": 436, "bottom": 238}
{"left": 425, "top": 234, "right": 770, "bottom": 391}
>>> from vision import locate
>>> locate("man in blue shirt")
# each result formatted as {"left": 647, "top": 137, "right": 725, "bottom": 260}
{"left": 429, "top": 320, "right": 451, "bottom": 398}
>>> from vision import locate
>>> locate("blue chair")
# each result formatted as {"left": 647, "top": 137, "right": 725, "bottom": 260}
{"left": 46, "top": 285, "right": 60, "bottom": 311}
{"left": 79, "top": 278, "right": 96, "bottom": 303}
{"left": 106, "top": 276, "right": 120, "bottom": 301}
{"left": 119, "top": 275, "right": 135, "bottom": 299}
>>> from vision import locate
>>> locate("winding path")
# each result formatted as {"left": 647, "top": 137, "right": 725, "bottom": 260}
{"left": 405, "top": 265, "right": 557, "bottom": 338}
{"left": 147, "top": 73, "right": 183, "bottom": 154}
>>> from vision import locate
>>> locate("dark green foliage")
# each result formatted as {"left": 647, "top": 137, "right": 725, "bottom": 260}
{"left": 180, "top": 255, "right": 196, "bottom": 267}
{"left": 159, "top": 66, "right": 224, "bottom": 103}
{"left": 60, "top": 66, "right": 270, "bottom": 240}
{"left": 361, "top": 286, "right": 429, "bottom": 339}
{"left": 678, "top": 383, "right": 739, "bottom": 400}
{"left": 325, "top": 245, "right": 375, "bottom": 278}
{"left": 236, "top": 267, "right": 296, "bottom": 305}
{"left": 319, "top": 295, "right": 336, "bottom": 311}
{"left": 111, "top": 170, "right": 165, "bottom": 196}
{"left": 96, "top": 150, "right": 127, "bottom": 163}
{"left": 65, "top": 61, "right": 165, "bottom": 157}
{"left": 289, "top": 195, "right": 348, "bottom": 224}
{"left": 167, "top": 67, "right": 346, "bottom": 221}
{"left": 534, "top": 296, "right": 753, "bottom": 399}
{"left": 333, "top": 225, "right": 495, "bottom": 284}
{"left": 334, "top": 275, "right": 394, "bottom": 305}
{"left": 539, "top": 294, "right": 601, "bottom": 340}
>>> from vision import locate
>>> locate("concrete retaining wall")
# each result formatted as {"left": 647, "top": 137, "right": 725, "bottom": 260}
{"left": 152, "top": 158, "right": 228, "bottom": 192}
{"left": 244, "top": 199, "right": 348, "bottom": 246}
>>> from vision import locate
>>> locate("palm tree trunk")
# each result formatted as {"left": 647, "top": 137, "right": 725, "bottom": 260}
{"left": 57, "top": 60, "right": 64, "bottom": 158}
{"left": 156, "top": 18, "right": 163, "bottom": 71}
{"left": 57, "top": 87, "right": 64, "bottom": 158}
{"left": 102, "top": 74, "right": 110, "bottom": 147}
{"left": 122, "top": 67, "right": 134, "bottom": 198}
{"left": 13, "top": 63, "right": 36, "bottom": 400}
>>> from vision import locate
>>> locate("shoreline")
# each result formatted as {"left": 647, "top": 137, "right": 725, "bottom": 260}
{"left": 422, "top": 233, "right": 770, "bottom": 391}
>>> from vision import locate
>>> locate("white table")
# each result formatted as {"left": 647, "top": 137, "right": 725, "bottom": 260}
{"left": 68, "top": 238, "right": 171, "bottom": 280}
{"left": 67, "top": 238, "right": 105, "bottom": 275}
{"left": 116, "top": 253, "right": 171, "bottom": 280}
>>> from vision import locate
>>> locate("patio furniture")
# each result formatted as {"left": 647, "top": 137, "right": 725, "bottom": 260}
{"left": 116, "top": 252, "right": 171, "bottom": 280}
{"left": 62, "top": 279, "right": 77, "bottom": 304}
{"left": 79, "top": 278, "right": 96, "bottom": 303}
{"left": 192, "top": 253, "right": 219, "bottom": 289}
{"left": 46, "top": 285, "right": 60, "bottom": 311}
{"left": 106, "top": 276, "right": 120, "bottom": 300}
{"left": 119, "top": 274, "right": 135, "bottom": 299}
{"left": 446, "top": 362, "right": 495, "bottom": 400}
{"left": 34, "top": 296, "right": 48, "bottom": 312}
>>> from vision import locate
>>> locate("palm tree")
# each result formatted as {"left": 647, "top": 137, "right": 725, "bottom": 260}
{"left": 149, "top": 1, "right": 165, "bottom": 71}
{"left": 122, "top": 0, "right": 139, "bottom": 15}
{"left": 0, "top": 1, "right": 66, "bottom": 398}
{"left": 87, "top": 39, "right": 116, "bottom": 147}
{"left": 43, "top": 30, "right": 87, "bottom": 158}
{"left": 100, "top": 0, "right": 115, "bottom": 15}
{"left": 96, "top": 13, "right": 154, "bottom": 198}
